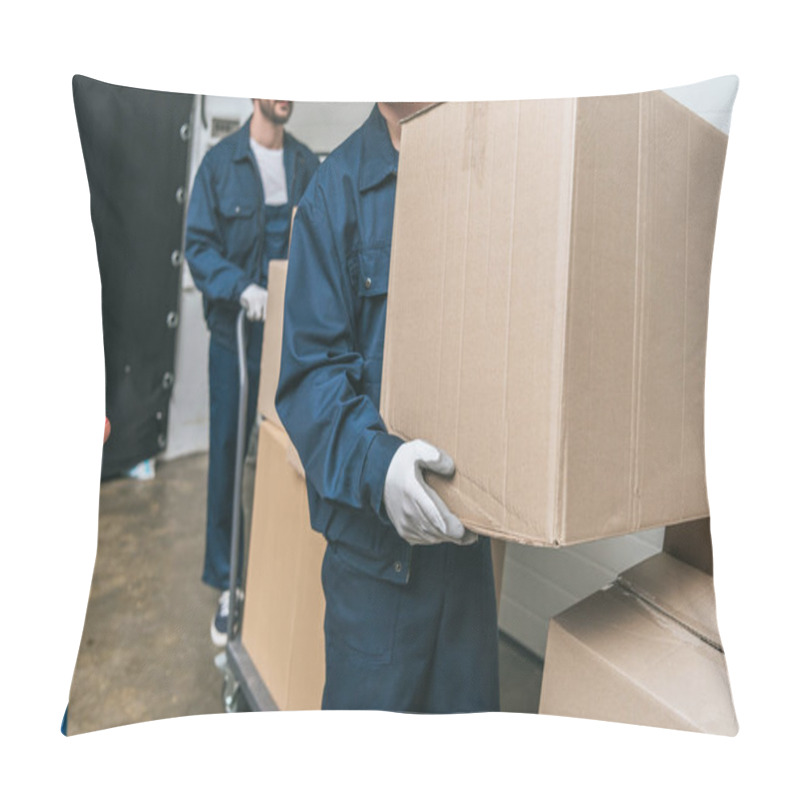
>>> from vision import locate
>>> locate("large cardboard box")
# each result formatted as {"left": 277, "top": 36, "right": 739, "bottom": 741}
{"left": 240, "top": 418, "right": 326, "bottom": 710}
{"left": 381, "top": 95, "right": 729, "bottom": 545}
{"left": 538, "top": 552, "right": 737, "bottom": 735}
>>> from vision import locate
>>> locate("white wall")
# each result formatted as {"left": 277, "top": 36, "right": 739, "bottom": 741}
{"left": 498, "top": 526, "right": 664, "bottom": 657}
{"left": 289, "top": 101, "right": 373, "bottom": 156}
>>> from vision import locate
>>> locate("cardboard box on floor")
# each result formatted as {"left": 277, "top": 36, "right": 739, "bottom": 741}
{"left": 538, "top": 530, "right": 737, "bottom": 735}
{"left": 240, "top": 418, "right": 325, "bottom": 710}
{"left": 381, "top": 94, "right": 729, "bottom": 546}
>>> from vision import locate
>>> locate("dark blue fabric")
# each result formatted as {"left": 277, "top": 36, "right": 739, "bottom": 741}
{"left": 201, "top": 333, "right": 261, "bottom": 590}
{"left": 276, "top": 104, "right": 499, "bottom": 712}
{"left": 263, "top": 201, "right": 292, "bottom": 263}
{"left": 276, "top": 104, "right": 411, "bottom": 584}
{"left": 321, "top": 537, "right": 500, "bottom": 712}
{"left": 185, "top": 117, "right": 317, "bottom": 591}
{"left": 185, "top": 120, "right": 318, "bottom": 352}
{"left": 61, "top": 705, "right": 67, "bottom": 736}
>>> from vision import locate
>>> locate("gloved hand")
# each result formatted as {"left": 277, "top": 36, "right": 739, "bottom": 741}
{"left": 239, "top": 284, "right": 268, "bottom": 321}
{"left": 383, "top": 439, "right": 477, "bottom": 546}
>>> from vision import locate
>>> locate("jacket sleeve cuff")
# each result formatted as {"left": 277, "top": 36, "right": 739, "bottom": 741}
{"left": 234, "top": 274, "right": 254, "bottom": 303}
{"left": 363, "top": 430, "right": 404, "bottom": 523}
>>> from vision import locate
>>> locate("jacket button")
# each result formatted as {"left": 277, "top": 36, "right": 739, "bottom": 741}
{"left": 235, "top": 205, "right": 241, "bottom": 214}
{"left": 364, "top": 277, "right": 372, "bottom": 289}
{"left": 394, "top": 561, "right": 402, "bottom": 573}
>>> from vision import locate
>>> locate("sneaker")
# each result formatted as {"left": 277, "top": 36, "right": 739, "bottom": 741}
{"left": 211, "top": 590, "right": 231, "bottom": 647}
{"left": 211, "top": 589, "right": 243, "bottom": 647}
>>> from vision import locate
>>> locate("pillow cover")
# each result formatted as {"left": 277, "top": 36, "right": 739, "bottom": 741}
{"left": 67, "top": 75, "right": 738, "bottom": 736}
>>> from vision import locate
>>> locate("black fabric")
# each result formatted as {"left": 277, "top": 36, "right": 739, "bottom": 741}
{"left": 73, "top": 76, "right": 193, "bottom": 478}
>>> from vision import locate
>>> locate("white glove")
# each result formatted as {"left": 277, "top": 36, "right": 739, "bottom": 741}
{"left": 239, "top": 284, "right": 268, "bottom": 321}
{"left": 383, "top": 439, "right": 477, "bottom": 546}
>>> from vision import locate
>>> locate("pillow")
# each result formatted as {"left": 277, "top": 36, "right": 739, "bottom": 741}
{"left": 67, "top": 75, "right": 737, "bottom": 736}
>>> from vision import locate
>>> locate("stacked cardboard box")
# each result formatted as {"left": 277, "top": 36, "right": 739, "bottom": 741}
{"left": 382, "top": 94, "right": 729, "bottom": 546}
{"left": 538, "top": 520, "right": 737, "bottom": 735}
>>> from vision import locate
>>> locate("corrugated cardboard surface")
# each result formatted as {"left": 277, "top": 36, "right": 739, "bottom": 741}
{"left": 381, "top": 94, "right": 728, "bottom": 546}
{"left": 257, "top": 259, "right": 288, "bottom": 426}
{"left": 539, "top": 559, "right": 737, "bottom": 735}
{"left": 240, "top": 419, "right": 326, "bottom": 710}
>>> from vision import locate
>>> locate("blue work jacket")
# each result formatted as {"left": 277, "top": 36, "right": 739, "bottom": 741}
{"left": 185, "top": 118, "right": 319, "bottom": 350}
{"left": 276, "top": 105, "right": 412, "bottom": 584}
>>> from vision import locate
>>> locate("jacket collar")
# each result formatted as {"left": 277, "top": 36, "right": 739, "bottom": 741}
{"left": 358, "top": 104, "right": 399, "bottom": 193}
{"left": 233, "top": 117, "right": 255, "bottom": 162}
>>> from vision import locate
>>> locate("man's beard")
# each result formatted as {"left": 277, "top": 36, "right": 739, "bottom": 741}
{"left": 258, "top": 100, "right": 292, "bottom": 125}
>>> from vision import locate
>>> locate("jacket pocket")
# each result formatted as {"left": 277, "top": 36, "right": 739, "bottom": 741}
{"left": 321, "top": 545, "right": 401, "bottom": 664}
{"left": 219, "top": 200, "right": 260, "bottom": 265}
{"left": 219, "top": 199, "right": 258, "bottom": 220}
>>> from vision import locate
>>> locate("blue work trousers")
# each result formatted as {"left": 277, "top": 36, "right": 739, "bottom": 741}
{"left": 202, "top": 330, "right": 261, "bottom": 590}
{"left": 321, "top": 535, "right": 500, "bottom": 713}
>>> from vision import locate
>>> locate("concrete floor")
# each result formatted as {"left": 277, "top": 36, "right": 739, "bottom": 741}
{"left": 67, "top": 451, "right": 542, "bottom": 734}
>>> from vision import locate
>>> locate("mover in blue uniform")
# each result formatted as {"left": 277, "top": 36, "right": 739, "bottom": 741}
{"left": 276, "top": 103, "right": 500, "bottom": 712}
{"left": 186, "top": 100, "right": 318, "bottom": 645}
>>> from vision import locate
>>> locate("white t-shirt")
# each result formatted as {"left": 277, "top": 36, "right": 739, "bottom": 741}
{"left": 250, "top": 138, "right": 288, "bottom": 206}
